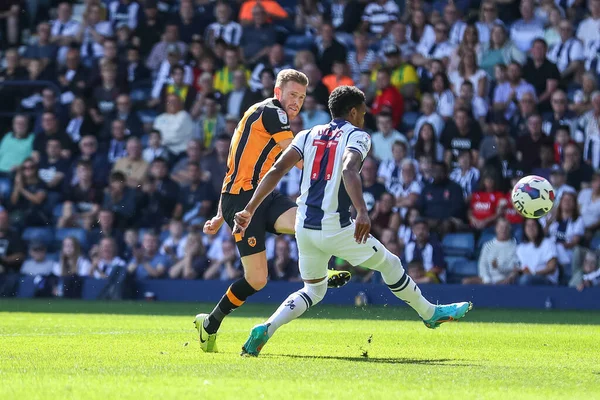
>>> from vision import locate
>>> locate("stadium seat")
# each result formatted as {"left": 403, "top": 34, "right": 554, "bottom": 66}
{"left": 447, "top": 259, "right": 478, "bottom": 284}
{"left": 401, "top": 111, "right": 421, "bottom": 132}
{"left": 477, "top": 231, "right": 496, "bottom": 251}
{"left": 442, "top": 233, "right": 475, "bottom": 258}
{"left": 53, "top": 203, "right": 64, "bottom": 220}
{"left": 159, "top": 229, "right": 170, "bottom": 243}
{"left": 591, "top": 234, "right": 600, "bottom": 251}
{"left": 54, "top": 228, "right": 89, "bottom": 251}
{"left": 46, "top": 252, "right": 60, "bottom": 262}
{"left": 22, "top": 227, "right": 54, "bottom": 247}
{"left": 512, "top": 224, "right": 524, "bottom": 243}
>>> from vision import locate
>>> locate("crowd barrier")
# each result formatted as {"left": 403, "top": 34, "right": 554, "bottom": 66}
{"left": 12, "top": 276, "right": 600, "bottom": 310}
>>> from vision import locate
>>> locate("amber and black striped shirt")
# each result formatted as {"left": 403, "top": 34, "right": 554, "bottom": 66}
{"left": 222, "top": 98, "right": 293, "bottom": 194}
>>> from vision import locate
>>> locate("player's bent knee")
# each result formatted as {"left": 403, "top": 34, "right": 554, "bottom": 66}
{"left": 245, "top": 274, "right": 268, "bottom": 290}
{"left": 302, "top": 278, "right": 327, "bottom": 306}
{"left": 363, "top": 248, "right": 405, "bottom": 275}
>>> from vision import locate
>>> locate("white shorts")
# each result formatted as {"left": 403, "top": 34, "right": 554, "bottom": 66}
{"left": 295, "top": 223, "right": 386, "bottom": 280}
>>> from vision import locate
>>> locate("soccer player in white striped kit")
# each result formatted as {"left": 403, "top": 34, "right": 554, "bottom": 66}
{"left": 233, "top": 86, "right": 472, "bottom": 357}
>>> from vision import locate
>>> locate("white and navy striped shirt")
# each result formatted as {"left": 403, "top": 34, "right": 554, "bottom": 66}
{"left": 51, "top": 18, "right": 80, "bottom": 38}
{"left": 347, "top": 49, "right": 378, "bottom": 82}
{"left": 583, "top": 39, "right": 600, "bottom": 74}
{"left": 93, "top": 257, "right": 127, "bottom": 279}
{"left": 434, "top": 90, "right": 455, "bottom": 118}
{"left": 205, "top": 21, "right": 243, "bottom": 47}
{"left": 578, "top": 110, "right": 600, "bottom": 169}
{"left": 547, "top": 37, "right": 584, "bottom": 73}
{"left": 449, "top": 167, "right": 480, "bottom": 199}
{"left": 449, "top": 20, "right": 467, "bottom": 45}
{"left": 416, "top": 40, "right": 455, "bottom": 59}
{"left": 292, "top": 119, "right": 371, "bottom": 231}
{"left": 80, "top": 22, "right": 113, "bottom": 58}
{"left": 362, "top": 1, "right": 399, "bottom": 35}
{"left": 108, "top": 0, "right": 140, "bottom": 30}
{"left": 249, "top": 62, "right": 292, "bottom": 91}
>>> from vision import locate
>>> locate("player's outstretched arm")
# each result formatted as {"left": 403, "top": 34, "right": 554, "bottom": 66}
{"left": 341, "top": 149, "right": 371, "bottom": 244}
{"left": 234, "top": 147, "right": 302, "bottom": 234}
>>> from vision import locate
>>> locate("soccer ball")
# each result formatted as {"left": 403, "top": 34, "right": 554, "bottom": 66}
{"left": 511, "top": 175, "right": 555, "bottom": 219}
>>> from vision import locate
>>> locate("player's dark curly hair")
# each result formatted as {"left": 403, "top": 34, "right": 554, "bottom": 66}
{"left": 328, "top": 85, "right": 365, "bottom": 119}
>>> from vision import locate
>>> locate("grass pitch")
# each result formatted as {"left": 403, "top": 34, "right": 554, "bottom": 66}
{"left": 1, "top": 300, "right": 599, "bottom": 400}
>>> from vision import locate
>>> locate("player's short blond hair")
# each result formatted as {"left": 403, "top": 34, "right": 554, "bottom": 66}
{"left": 275, "top": 69, "right": 309, "bottom": 89}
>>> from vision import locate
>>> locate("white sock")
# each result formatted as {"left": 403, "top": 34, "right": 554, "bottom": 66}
{"left": 266, "top": 291, "right": 310, "bottom": 337}
{"left": 363, "top": 249, "right": 436, "bottom": 320}
{"left": 266, "top": 279, "right": 327, "bottom": 337}
{"left": 385, "top": 272, "right": 436, "bottom": 320}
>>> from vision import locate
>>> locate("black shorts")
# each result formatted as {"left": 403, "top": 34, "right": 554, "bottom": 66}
{"left": 222, "top": 189, "right": 296, "bottom": 257}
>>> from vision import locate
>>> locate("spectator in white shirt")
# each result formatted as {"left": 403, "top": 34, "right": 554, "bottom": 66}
{"left": 407, "top": 9, "right": 435, "bottom": 50}
{"left": 21, "top": 242, "right": 58, "bottom": 277}
{"left": 153, "top": 94, "right": 194, "bottom": 156}
{"left": 546, "top": 20, "right": 584, "bottom": 83}
{"left": 413, "top": 94, "right": 445, "bottom": 142}
{"left": 513, "top": 218, "right": 559, "bottom": 285}
{"left": 577, "top": 172, "right": 600, "bottom": 235}
{"left": 576, "top": 0, "right": 600, "bottom": 48}
{"left": 466, "top": 217, "right": 519, "bottom": 284}
{"left": 371, "top": 112, "right": 409, "bottom": 162}
{"left": 51, "top": 2, "right": 81, "bottom": 66}
{"left": 542, "top": 192, "right": 584, "bottom": 272}
{"left": 509, "top": 0, "right": 544, "bottom": 53}
{"left": 432, "top": 72, "right": 455, "bottom": 120}
{"left": 449, "top": 48, "right": 488, "bottom": 98}
{"left": 459, "top": 81, "right": 488, "bottom": 124}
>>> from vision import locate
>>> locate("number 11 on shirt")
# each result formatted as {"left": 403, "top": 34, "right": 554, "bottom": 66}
{"left": 311, "top": 139, "right": 339, "bottom": 181}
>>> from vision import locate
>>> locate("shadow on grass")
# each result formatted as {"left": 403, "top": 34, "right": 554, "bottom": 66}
{"left": 1, "top": 299, "right": 600, "bottom": 325}
{"left": 265, "top": 354, "right": 479, "bottom": 367}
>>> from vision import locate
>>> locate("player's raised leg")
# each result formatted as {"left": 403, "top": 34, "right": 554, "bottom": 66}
{"left": 360, "top": 236, "right": 472, "bottom": 328}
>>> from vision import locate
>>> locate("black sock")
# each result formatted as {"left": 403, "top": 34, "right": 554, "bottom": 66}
{"left": 203, "top": 278, "right": 258, "bottom": 334}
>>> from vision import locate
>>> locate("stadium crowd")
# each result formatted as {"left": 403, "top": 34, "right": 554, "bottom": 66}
{"left": 1, "top": 0, "right": 600, "bottom": 299}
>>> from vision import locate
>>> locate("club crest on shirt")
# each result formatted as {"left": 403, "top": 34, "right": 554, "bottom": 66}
{"left": 277, "top": 109, "right": 288, "bottom": 124}
{"left": 248, "top": 237, "right": 257, "bottom": 247}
